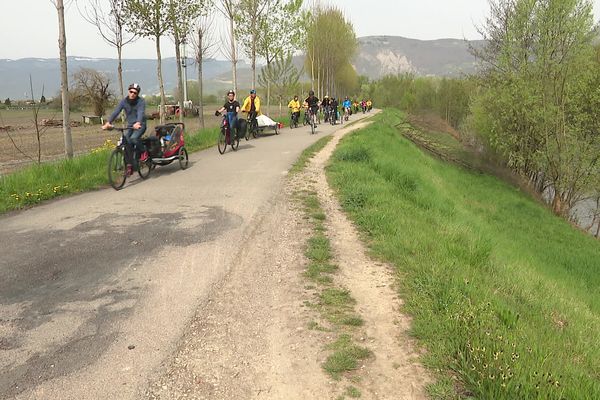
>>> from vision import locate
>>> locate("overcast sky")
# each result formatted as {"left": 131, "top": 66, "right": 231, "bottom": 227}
{"left": 2, "top": 0, "right": 600, "bottom": 59}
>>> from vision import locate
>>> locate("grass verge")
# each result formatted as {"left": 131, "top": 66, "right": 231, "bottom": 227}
{"left": 0, "top": 127, "right": 218, "bottom": 214}
{"left": 289, "top": 135, "right": 333, "bottom": 174}
{"left": 327, "top": 108, "right": 600, "bottom": 399}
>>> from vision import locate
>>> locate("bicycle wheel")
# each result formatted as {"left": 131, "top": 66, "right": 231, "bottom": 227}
{"left": 178, "top": 147, "right": 189, "bottom": 169}
{"left": 231, "top": 134, "right": 240, "bottom": 151}
{"left": 218, "top": 128, "right": 227, "bottom": 154}
{"left": 108, "top": 148, "right": 127, "bottom": 190}
{"left": 138, "top": 159, "right": 151, "bottom": 179}
{"left": 311, "top": 115, "right": 316, "bottom": 135}
{"left": 251, "top": 120, "right": 258, "bottom": 138}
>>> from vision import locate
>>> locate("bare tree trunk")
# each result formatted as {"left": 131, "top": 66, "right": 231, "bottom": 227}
{"left": 197, "top": 29, "right": 205, "bottom": 129}
{"left": 29, "top": 76, "right": 43, "bottom": 164}
{"left": 56, "top": 0, "right": 73, "bottom": 158}
{"left": 229, "top": 16, "right": 238, "bottom": 94}
{"left": 251, "top": 38, "right": 256, "bottom": 89}
{"left": 175, "top": 35, "right": 184, "bottom": 123}
{"left": 156, "top": 36, "right": 166, "bottom": 125}
{"left": 117, "top": 45, "right": 124, "bottom": 98}
{"left": 267, "top": 80, "right": 271, "bottom": 115}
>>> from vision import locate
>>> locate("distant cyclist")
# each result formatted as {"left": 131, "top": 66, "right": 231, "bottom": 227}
{"left": 102, "top": 83, "right": 147, "bottom": 175}
{"left": 329, "top": 97, "right": 339, "bottom": 123}
{"left": 215, "top": 90, "right": 241, "bottom": 138}
{"left": 288, "top": 95, "right": 301, "bottom": 127}
{"left": 321, "top": 95, "right": 330, "bottom": 122}
{"left": 342, "top": 97, "right": 352, "bottom": 118}
{"left": 304, "top": 90, "right": 320, "bottom": 127}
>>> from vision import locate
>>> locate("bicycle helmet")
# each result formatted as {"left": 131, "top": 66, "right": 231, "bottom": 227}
{"left": 250, "top": 89, "right": 256, "bottom": 94}
{"left": 128, "top": 83, "right": 141, "bottom": 93}
{"left": 227, "top": 90, "right": 235, "bottom": 96}
{"left": 309, "top": 90, "right": 314, "bottom": 96}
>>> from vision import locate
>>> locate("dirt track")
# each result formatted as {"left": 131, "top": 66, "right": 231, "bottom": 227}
{"left": 0, "top": 111, "right": 430, "bottom": 399}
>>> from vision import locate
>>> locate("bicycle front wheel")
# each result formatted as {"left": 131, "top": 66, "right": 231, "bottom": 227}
{"left": 218, "top": 128, "right": 227, "bottom": 154}
{"left": 138, "top": 159, "right": 151, "bottom": 179}
{"left": 231, "top": 134, "right": 240, "bottom": 151}
{"left": 108, "top": 148, "right": 127, "bottom": 190}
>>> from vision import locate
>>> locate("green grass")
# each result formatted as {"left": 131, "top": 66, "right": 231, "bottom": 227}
{"left": 294, "top": 186, "right": 369, "bottom": 382}
{"left": 290, "top": 134, "right": 334, "bottom": 174}
{"left": 0, "top": 127, "right": 219, "bottom": 213}
{"left": 327, "top": 108, "right": 600, "bottom": 399}
{"left": 323, "top": 334, "right": 372, "bottom": 380}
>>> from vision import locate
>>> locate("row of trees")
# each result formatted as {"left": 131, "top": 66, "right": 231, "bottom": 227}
{"left": 305, "top": 5, "right": 358, "bottom": 98}
{"left": 48, "top": 0, "right": 358, "bottom": 159}
{"left": 365, "top": 0, "right": 600, "bottom": 221}
{"left": 362, "top": 75, "right": 474, "bottom": 130}
{"left": 471, "top": 0, "right": 600, "bottom": 216}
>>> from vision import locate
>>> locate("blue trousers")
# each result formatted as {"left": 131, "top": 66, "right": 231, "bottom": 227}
{"left": 227, "top": 112, "right": 238, "bottom": 138}
{"left": 124, "top": 125, "right": 146, "bottom": 164}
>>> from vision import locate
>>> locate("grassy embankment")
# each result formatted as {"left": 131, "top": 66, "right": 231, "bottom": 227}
{"left": 0, "top": 127, "right": 218, "bottom": 213}
{"left": 327, "top": 109, "right": 600, "bottom": 399}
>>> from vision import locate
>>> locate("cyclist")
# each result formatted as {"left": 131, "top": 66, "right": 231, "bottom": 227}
{"left": 215, "top": 90, "right": 240, "bottom": 139}
{"left": 329, "top": 97, "right": 339, "bottom": 124}
{"left": 102, "top": 83, "right": 147, "bottom": 176}
{"left": 288, "top": 95, "right": 301, "bottom": 127}
{"left": 367, "top": 99, "right": 373, "bottom": 112}
{"left": 304, "top": 90, "right": 320, "bottom": 127}
{"left": 242, "top": 89, "right": 261, "bottom": 121}
{"left": 342, "top": 96, "right": 352, "bottom": 119}
{"left": 321, "top": 95, "right": 330, "bottom": 122}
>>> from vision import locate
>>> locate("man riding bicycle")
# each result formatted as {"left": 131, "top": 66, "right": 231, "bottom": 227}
{"left": 215, "top": 90, "right": 241, "bottom": 139}
{"left": 321, "top": 95, "right": 330, "bottom": 122}
{"left": 304, "top": 90, "right": 320, "bottom": 127}
{"left": 342, "top": 97, "right": 352, "bottom": 119}
{"left": 241, "top": 89, "right": 261, "bottom": 128}
{"left": 102, "top": 83, "right": 147, "bottom": 176}
{"left": 288, "top": 95, "right": 301, "bottom": 127}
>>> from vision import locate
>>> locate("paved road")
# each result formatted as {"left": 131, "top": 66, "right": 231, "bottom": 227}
{"left": 0, "top": 114, "right": 372, "bottom": 399}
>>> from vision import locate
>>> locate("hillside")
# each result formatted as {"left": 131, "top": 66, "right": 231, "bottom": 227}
{"left": 0, "top": 36, "right": 483, "bottom": 100}
{"left": 354, "top": 36, "right": 483, "bottom": 78}
{"left": 0, "top": 57, "right": 246, "bottom": 100}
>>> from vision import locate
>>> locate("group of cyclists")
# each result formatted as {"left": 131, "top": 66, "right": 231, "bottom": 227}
{"left": 102, "top": 83, "right": 373, "bottom": 175}
{"left": 287, "top": 91, "right": 373, "bottom": 129}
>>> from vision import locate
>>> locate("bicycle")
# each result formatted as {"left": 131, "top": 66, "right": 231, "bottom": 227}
{"left": 329, "top": 107, "right": 337, "bottom": 126}
{"left": 290, "top": 111, "right": 299, "bottom": 129}
{"left": 216, "top": 112, "right": 239, "bottom": 154}
{"left": 245, "top": 111, "right": 259, "bottom": 140}
{"left": 107, "top": 127, "right": 151, "bottom": 190}
{"left": 308, "top": 108, "right": 317, "bottom": 134}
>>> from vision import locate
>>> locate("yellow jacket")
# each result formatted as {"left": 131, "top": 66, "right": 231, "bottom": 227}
{"left": 288, "top": 99, "right": 301, "bottom": 113}
{"left": 241, "top": 95, "right": 261, "bottom": 115}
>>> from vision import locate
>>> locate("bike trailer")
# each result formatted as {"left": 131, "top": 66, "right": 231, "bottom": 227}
{"left": 154, "top": 123, "right": 185, "bottom": 157}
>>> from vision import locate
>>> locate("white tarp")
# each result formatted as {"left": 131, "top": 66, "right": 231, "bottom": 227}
{"left": 257, "top": 114, "right": 277, "bottom": 127}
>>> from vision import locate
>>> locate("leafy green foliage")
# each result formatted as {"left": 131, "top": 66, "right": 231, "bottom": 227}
{"left": 472, "top": 0, "right": 600, "bottom": 216}
{"left": 305, "top": 6, "right": 358, "bottom": 96}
